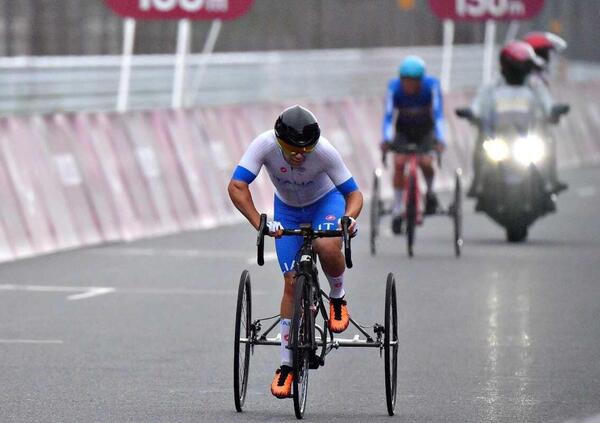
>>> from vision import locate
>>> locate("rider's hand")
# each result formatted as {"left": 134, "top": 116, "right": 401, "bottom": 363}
{"left": 267, "top": 220, "right": 284, "bottom": 238}
{"left": 338, "top": 216, "right": 358, "bottom": 238}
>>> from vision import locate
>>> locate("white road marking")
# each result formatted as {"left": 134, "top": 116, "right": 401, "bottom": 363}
{"left": 118, "top": 288, "right": 267, "bottom": 296}
{"left": 88, "top": 247, "right": 250, "bottom": 259}
{"left": 246, "top": 251, "right": 277, "bottom": 264}
{"left": 0, "top": 284, "right": 114, "bottom": 301}
{"left": 67, "top": 287, "right": 115, "bottom": 301}
{"left": 0, "top": 284, "right": 267, "bottom": 298}
{"left": 0, "top": 339, "right": 63, "bottom": 344}
{"left": 577, "top": 186, "right": 596, "bottom": 198}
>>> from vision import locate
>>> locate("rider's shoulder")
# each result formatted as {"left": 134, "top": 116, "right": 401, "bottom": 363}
{"left": 387, "top": 78, "right": 401, "bottom": 90}
{"left": 422, "top": 75, "right": 440, "bottom": 87}
{"left": 248, "top": 130, "right": 279, "bottom": 153}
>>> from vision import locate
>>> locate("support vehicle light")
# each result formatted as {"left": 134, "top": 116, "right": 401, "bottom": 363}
{"left": 483, "top": 138, "right": 510, "bottom": 162}
{"left": 513, "top": 134, "right": 545, "bottom": 166}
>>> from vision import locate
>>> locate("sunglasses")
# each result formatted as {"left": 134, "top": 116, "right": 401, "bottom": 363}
{"left": 277, "top": 138, "right": 316, "bottom": 155}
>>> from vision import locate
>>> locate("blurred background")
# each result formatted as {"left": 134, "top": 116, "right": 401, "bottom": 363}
{"left": 1, "top": 0, "right": 599, "bottom": 114}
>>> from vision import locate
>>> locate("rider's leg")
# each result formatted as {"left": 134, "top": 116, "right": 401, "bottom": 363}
{"left": 314, "top": 237, "right": 350, "bottom": 333}
{"left": 311, "top": 189, "right": 350, "bottom": 333}
{"left": 391, "top": 153, "right": 407, "bottom": 234}
{"left": 419, "top": 154, "right": 439, "bottom": 214}
{"left": 271, "top": 199, "right": 304, "bottom": 397}
{"left": 279, "top": 272, "right": 295, "bottom": 365}
{"left": 548, "top": 136, "right": 568, "bottom": 193}
{"left": 392, "top": 154, "right": 407, "bottom": 216}
{"left": 419, "top": 154, "right": 435, "bottom": 194}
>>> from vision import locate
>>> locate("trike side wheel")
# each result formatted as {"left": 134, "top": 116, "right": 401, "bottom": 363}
{"left": 384, "top": 272, "right": 398, "bottom": 416}
{"left": 233, "top": 270, "right": 252, "bottom": 412}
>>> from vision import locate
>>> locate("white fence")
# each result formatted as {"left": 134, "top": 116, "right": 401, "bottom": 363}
{"left": 0, "top": 45, "right": 492, "bottom": 115}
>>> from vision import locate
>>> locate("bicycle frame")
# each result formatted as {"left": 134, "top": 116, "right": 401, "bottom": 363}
{"left": 402, "top": 147, "right": 423, "bottom": 224}
{"left": 242, "top": 215, "right": 389, "bottom": 353}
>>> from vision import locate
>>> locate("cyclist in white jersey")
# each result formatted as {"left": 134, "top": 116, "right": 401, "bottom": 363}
{"left": 228, "top": 105, "right": 363, "bottom": 399}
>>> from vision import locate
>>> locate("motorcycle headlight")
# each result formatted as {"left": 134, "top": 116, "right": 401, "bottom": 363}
{"left": 513, "top": 134, "right": 545, "bottom": 166}
{"left": 483, "top": 138, "right": 510, "bottom": 162}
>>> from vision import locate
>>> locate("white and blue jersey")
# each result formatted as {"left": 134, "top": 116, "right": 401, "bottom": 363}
{"left": 382, "top": 75, "right": 445, "bottom": 145}
{"left": 231, "top": 130, "right": 359, "bottom": 273}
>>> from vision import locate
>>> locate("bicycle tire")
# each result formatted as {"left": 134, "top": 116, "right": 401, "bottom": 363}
{"left": 233, "top": 270, "right": 252, "bottom": 412}
{"left": 406, "top": 173, "right": 417, "bottom": 258}
{"left": 453, "top": 169, "right": 463, "bottom": 257}
{"left": 370, "top": 170, "right": 382, "bottom": 256}
{"left": 291, "top": 275, "right": 311, "bottom": 419}
{"left": 384, "top": 272, "right": 398, "bottom": 416}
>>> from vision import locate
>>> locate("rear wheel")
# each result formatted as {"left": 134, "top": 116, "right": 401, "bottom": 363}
{"left": 370, "top": 170, "right": 382, "bottom": 256}
{"left": 453, "top": 169, "right": 463, "bottom": 257}
{"left": 291, "top": 275, "right": 311, "bottom": 419}
{"left": 233, "top": 270, "right": 251, "bottom": 412}
{"left": 406, "top": 173, "right": 417, "bottom": 258}
{"left": 384, "top": 273, "right": 398, "bottom": 416}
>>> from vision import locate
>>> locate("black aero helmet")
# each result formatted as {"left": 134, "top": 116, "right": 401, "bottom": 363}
{"left": 274, "top": 105, "right": 320, "bottom": 150}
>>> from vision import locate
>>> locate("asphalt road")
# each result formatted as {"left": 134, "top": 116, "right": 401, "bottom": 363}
{"left": 1, "top": 165, "right": 599, "bottom": 423}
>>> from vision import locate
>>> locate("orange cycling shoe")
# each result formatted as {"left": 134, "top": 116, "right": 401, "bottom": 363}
{"left": 329, "top": 297, "right": 350, "bottom": 333}
{"left": 271, "top": 365, "right": 293, "bottom": 399}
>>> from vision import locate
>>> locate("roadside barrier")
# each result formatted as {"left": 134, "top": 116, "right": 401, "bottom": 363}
{"left": 0, "top": 81, "right": 598, "bottom": 262}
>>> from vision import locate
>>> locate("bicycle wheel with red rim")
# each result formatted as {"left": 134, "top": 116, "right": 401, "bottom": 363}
{"left": 291, "top": 275, "right": 311, "bottom": 419}
{"left": 406, "top": 173, "right": 417, "bottom": 258}
{"left": 233, "top": 270, "right": 252, "bottom": 412}
{"left": 384, "top": 272, "right": 398, "bottom": 415}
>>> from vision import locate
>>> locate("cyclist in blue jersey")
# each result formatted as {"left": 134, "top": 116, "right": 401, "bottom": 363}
{"left": 228, "top": 105, "right": 363, "bottom": 399}
{"left": 381, "top": 56, "right": 446, "bottom": 234}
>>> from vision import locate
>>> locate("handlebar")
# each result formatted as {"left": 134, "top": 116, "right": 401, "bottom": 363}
{"left": 256, "top": 213, "right": 353, "bottom": 269}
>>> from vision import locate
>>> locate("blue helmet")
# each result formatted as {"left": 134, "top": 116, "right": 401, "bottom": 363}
{"left": 399, "top": 56, "right": 426, "bottom": 79}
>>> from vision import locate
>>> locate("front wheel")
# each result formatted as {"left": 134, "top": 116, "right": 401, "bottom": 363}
{"left": 384, "top": 273, "right": 398, "bottom": 416}
{"left": 291, "top": 275, "right": 311, "bottom": 419}
{"left": 233, "top": 270, "right": 252, "bottom": 412}
{"left": 406, "top": 173, "right": 418, "bottom": 258}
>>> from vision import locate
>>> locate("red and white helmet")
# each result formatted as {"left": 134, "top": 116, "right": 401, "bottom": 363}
{"left": 499, "top": 41, "right": 544, "bottom": 84}
{"left": 522, "top": 31, "right": 567, "bottom": 62}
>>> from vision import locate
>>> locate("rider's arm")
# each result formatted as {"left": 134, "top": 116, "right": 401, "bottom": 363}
{"left": 528, "top": 75, "right": 554, "bottom": 118}
{"left": 343, "top": 190, "right": 363, "bottom": 220}
{"left": 381, "top": 79, "right": 398, "bottom": 143}
{"left": 228, "top": 133, "right": 269, "bottom": 230}
{"left": 228, "top": 179, "right": 261, "bottom": 230}
{"left": 321, "top": 138, "right": 363, "bottom": 219}
{"left": 431, "top": 78, "right": 446, "bottom": 145}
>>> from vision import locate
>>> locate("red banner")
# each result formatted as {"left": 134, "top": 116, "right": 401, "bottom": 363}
{"left": 104, "top": 0, "right": 254, "bottom": 20}
{"left": 429, "top": 0, "right": 545, "bottom": 21}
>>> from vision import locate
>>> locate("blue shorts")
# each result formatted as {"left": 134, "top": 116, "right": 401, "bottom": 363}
{"left": 274, "top": 188, "right": 346, "bottom": 273}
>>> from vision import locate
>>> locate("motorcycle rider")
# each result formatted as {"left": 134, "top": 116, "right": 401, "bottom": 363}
{"left": 522, "top": 31, "right": 569, "bottom": 192}
{"left": 467, "top": 40, "right": 559, "bottom": 197}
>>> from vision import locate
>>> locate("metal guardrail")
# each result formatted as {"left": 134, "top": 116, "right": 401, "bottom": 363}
{"left": 0, "top": 45, "right": 484, "bottom": 115}
{"left": 0, "top": 45, "right": 597, "bottom": 115}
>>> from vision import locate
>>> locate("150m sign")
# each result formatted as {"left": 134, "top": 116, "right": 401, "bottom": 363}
{"left": 104, "top": 0, "right": 254, "bottom": 20}
{"left": 428, "top": 0, "right": 545, "bottom": 21}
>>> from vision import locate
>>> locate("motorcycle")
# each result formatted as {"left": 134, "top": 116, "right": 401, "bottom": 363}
{"left": 455, "top": 103, "right": 569, "bottom": 242}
